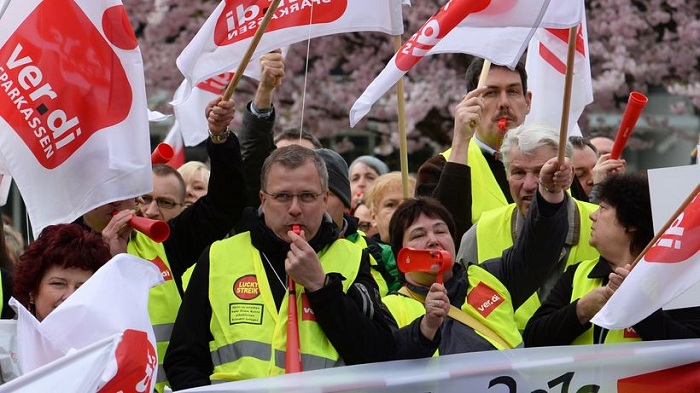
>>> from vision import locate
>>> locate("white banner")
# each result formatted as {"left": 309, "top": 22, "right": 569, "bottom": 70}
{"left": 178, "top": 339, "right": 700, "bottom": 392}
{"left": 0, "top": 0, "right": 152, "bottom": 237}
{"left": 177, "top": 0, "right": 404, "bottom": 97}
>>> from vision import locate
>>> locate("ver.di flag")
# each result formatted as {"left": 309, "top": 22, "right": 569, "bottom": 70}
{"left": 0, "top": 0, "right": 152, "bottom": 237}
{"left": 0, "top": 331, "right": 156, "bottom": 393}
{"left": 176, "top": 0, "right": 404, "bottom": 98}
{"left": 12, "top": 254, "right": 163, "bottom": 374}
{"left": 592, "top": 190, "right": 700, "bottom": 330}
{"left": 524, "top": 9, "right": 592, "bottom": 138}
{"left": 349, "top": 0, "right": 585, "bottom": 127}
{"left": 172, "top": 47, "right": 288, "bottom": 147}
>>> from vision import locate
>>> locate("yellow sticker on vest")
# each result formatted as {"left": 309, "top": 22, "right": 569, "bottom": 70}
{"left": 229, "top": 303, "right": 263, "bottom": 325}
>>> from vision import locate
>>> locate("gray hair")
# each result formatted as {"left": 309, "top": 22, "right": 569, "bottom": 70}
{"left": 261, "top": 145, "right": 328, "bottom": 192}
{"left": 500, "top": 124, "right": 573, "bottom": 170}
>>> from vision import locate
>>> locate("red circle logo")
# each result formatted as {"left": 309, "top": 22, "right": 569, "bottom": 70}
{"left": 233, "top": 275, "right": 260, "bottom": 300}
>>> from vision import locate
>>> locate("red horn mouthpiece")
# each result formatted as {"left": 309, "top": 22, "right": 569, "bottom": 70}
{"left": 128, "top": 216, "right": 170, "bottom": 243}
{"left": 151, "top": 143, "right": 174, "bottom": 165}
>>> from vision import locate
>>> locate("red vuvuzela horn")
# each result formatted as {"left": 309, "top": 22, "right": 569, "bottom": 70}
{"left": 128, "top": 215, "right": 170, "bottom": 243}
{"left": 151, "top": 143, "right": 174, "bottom": 165}
{"left": 609, "top": 92, "right": 648, "bottom": 160}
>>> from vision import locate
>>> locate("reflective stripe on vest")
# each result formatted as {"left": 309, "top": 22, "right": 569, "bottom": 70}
{"left": 127, "top": 232, "right": 181, "bottom": 392}
{"left": 208, "top": 232, "right": 362, "bottom": 381}
{"left": 440, "top": 140, "right": 508, "bottom": 224}
{"left": 383, "top": 264, "right": 521, "bottom": 351}
{"left": 475, "top": 199, "right": 600, "bottom": 330}
{"left": 570, "top": 258, "right": 642, "bottom": 345}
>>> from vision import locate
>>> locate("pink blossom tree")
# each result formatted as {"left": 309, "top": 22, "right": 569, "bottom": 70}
{"left": 125, "top": 0, "right": 700, "bottom": 158}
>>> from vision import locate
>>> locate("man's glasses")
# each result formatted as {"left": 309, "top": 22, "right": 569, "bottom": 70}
{"left": 263, "top": 191, "right": 324, "bottom": 204}
{"left": 139, "top": 195, "right": 182, "bottom": 209}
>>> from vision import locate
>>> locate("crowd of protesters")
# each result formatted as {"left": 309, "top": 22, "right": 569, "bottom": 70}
{"left": 0, "top": 53, "right": 698, "bottom": 391}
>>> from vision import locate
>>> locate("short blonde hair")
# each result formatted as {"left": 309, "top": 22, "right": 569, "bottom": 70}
{"left": 177, "top": 161, "right": 210, "bottom": 186}
{"left": 365, "top": 172, "right": 415, "bottom": 214}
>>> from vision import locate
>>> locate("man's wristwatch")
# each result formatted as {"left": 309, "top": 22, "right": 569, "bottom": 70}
{"left": 208, "top": 127, "right": 231, "bottom": 143}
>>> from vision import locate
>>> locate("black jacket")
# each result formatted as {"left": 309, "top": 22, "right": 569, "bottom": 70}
{"left": 164, "top": 207, "right": 397, "bottom": 390}
{"left": 524, "top": 256, "right": 700, "bottom": 346}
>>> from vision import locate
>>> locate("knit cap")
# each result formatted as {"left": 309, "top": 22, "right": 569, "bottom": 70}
{"left": 315, "top": 149, "right": 352, "bottom": 208}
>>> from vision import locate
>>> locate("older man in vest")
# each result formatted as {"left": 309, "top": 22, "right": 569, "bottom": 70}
{"left": 457, "top": 124, "right": 600, "bottom": 331}
{"left": 164, "top": 146, "right": 395, "bottom": 389}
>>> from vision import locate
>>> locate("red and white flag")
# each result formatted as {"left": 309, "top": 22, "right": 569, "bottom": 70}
{"left": 524, "top": 9, "right": 592, "bottom": 138}
{"left": 0, "top": 0, "right": 152, "bottom": 237}
{"left": 349, "top": 0, "right": 585, "bottom": 127}
{"left": 172, "top": 47, "right": 287, "bottom": 147}
{"left": 163, "top": 121, "right": 186, "bottom": 169}
{"left": 592, "top": 190, "right": 700, "bottom": 330}
{"left": 0, "top": 331, "right": 157, "bottom": 393}
{"left": 177, "top": 0, "right": 404, "bottom": 96}
{"left": 10, "top": 253, "right": 163, "bottom": 389}
{"left": 12, "top": 254, "right": 163, "bottom": 373}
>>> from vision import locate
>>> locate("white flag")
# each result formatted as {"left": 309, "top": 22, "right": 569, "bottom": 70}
{"left": 524, "top": 9, "right": 592, "bottom": 138}
{"left": 592, "top": 191, "right": 700, "bottom": 329}
{"left": 177, "top": 0, "right": 404, "bottom": 95}
{"left": 12, "top": 254, "right": 163, "bottom": 375}
{"left": 349, "top": 0, "right": 585, "bottom": 127}
{"left": 0, "top": 330, "right": 159, "bottom": 393}
{"left": 0, "top": 0, "right": 152, "bottom": 237}
{"left": 172, "top": 47, "right": 287, "bottom": 147}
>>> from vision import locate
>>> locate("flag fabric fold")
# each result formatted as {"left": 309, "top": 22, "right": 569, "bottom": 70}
{"left": 0, "top": 0, "right": 152, "bottom": 237}
{"left": 349, "top": 0, "right": 585, "bottom": 127}
{"left": 592, "top": 191, "right": 700, "bottom": 330}
{"left": 176, "top": 0, "right": 404, "bottom": 99}
{"left": 524, "top": 8, "right": 592, "bottom": 138}
{"left": 12, "top": 254, "right": 163, "bottom": 378}
{"left": 172, "top": 47, "right": 287, "bottom": 147}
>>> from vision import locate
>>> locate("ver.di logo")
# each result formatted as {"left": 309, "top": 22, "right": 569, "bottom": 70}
{"left": 214, "top": 0, "right": 347, "bottom": 46}
{"left": 0, "top": 0, "right": 135, "bottom": 169}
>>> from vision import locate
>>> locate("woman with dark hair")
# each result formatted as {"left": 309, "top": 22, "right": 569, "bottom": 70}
{"left": 13, "top": 223, "right": 111, "bottom": 321}
{"left": 524, "top": 173, "right": 700, "bottom": 346}
{"left": 385, "top": 156, "right": 572, "bottom": 355}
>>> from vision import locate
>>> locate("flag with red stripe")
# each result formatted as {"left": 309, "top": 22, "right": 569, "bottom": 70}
{"left": 524, "top": 8, "right": 592, "bottom": 137}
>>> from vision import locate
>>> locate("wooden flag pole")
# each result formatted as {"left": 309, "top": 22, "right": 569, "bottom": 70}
{"left": 222, "top": 0, "right": 283, "bottom": 101}
{"left": 393, "top": 36, "right": 411, "bottom": 199}
{"left": 466, "top": 59, "right": 491, "bottom": 131}
{"left": 629, "top": 183, "right": 700, "bottom": 269}
{"left": 557, "top": 26, "right": 578, "bottom": 165}
{"left": 477, "top": 59, "right": 491, "bottom": 88}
